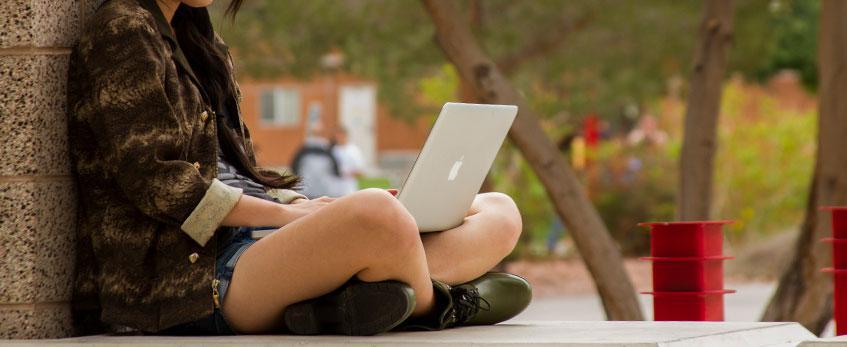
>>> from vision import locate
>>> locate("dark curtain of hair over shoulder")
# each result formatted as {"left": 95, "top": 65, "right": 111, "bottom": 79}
{"left": 172, "top": 0, "right": 299, "bottom": 190}
{"left": 225, "top": 0, "right": 243, "bottom": 19}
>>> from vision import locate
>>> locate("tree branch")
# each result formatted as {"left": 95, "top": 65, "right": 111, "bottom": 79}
{"left": 496, "top": 14, "right": 592, "bottom": 75}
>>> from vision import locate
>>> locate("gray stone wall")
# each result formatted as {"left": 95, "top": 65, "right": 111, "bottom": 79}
{"left": 1, "top": 0, "right": 101, "bottom": 339}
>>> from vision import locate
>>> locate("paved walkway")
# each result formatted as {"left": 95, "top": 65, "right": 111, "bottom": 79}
{"left": 1, "top": 321, "right": 816, "bottom": 347}
{"left": 799, "top": 336, "right": 847, "bottom": 346}
{"left": 514, "top": 282, "right": 837, "bottom": 337}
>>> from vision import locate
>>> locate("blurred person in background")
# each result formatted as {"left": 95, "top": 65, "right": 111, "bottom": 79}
{"left": 330, "top": 126, "right": 365, "bottom": 196}
{"left": 291, "top": 121, "right": 344, "bottom": 198}
{"left": 68, "top": 0, "right": 530, "bottom": 338}
{"left": 627, "top": 114, "right": 668, "bottom": 147}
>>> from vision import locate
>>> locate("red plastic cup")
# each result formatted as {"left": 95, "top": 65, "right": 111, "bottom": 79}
{"left": 823, "top": 207, "right": 847, "bottom": 240}
{"left": 823, "top": 268, "right": 847, "bottom": 336}
{"left": 642, "top": 290, "right": 735, "bottom": 321}
{"left": 642, "top": 256, "right": 732, "bottom": 292}
{"left": 639, "top": 221, "right": 733, "bottom": 257}
{"left": 823, "top": 238, "right": 847, "bottom": 269}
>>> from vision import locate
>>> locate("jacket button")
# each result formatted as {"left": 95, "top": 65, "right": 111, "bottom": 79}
{"left": 189, "top": 253, "right": 199, "bottom": 264}
{"left": 200, "top": 111, "right": 209, "bottom": 122}
{"left": 193, "top": 162, "right": 201, "bottom": 170}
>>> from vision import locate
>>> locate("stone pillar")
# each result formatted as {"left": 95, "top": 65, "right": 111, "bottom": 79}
{"left": 0, "top": 0, "right": 100, "bottom": 339}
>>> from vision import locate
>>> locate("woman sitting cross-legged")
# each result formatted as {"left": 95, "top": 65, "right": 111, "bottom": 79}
{"left": 68, "top": 0, "right": 532, "bottom": 336}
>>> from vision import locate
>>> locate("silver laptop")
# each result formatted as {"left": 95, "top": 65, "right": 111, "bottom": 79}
{"left": 398, "top": 102, "right": 517, "bottom": 232}
{"left": 252, "top": 102, "right": 516, "bottom": 239}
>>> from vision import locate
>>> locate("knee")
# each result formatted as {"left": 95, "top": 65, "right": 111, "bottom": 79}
{"left": 346, "top": 189, "right": 420, "bottom": 252}
{"left": 479, "top": 192, "right": 522, "bottom": 252}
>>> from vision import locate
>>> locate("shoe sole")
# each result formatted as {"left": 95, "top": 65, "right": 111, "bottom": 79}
{"left": 283, "top": 281, "right": 416, "bottom": 336}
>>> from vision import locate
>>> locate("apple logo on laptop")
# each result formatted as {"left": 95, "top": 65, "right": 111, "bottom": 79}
{"left": 448, "top": 156, "right": 464, "bottom": 181}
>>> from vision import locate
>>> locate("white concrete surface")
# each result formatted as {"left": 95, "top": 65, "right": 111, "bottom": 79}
{"left": 798, "top": 335, "right": 847, "bottom": 346}
{"left": 1, "top": 321, "right": 815, "bottom": 347}
{"left": 800, "top": 335, "right": 847, "bottom": 347}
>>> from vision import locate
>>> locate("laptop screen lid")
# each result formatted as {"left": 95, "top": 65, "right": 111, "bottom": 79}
{"left": 397, "top": 102, "right": 517, "bottom": 232}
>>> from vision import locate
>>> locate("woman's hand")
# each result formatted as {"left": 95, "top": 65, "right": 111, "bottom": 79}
{"left": 282, "top": 196, "right": 335, "bottom": 224}
{"left": 221, "top": 195, "right": 335, "bottom": 228}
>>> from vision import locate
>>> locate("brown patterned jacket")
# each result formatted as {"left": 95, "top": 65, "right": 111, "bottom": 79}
{"left": 67, "top": 0, "right": 300, "bottom": 332}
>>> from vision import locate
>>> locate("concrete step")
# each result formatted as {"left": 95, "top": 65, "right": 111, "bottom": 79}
{"left": 1, "top": 321, "right": 816, "bottom": 347}
{"left": 798, "top": 335, "right": 847, "bottom": 346}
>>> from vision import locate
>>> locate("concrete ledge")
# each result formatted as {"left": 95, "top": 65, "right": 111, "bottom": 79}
{"left": 798, "top": 335, "right": 847, "bottom": 346}
{"left": 1, "top": 321, "right": 816, "bottom": 346}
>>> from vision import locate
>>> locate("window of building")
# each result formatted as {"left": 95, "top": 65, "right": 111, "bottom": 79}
{"left": 260, "top": 87, "right": 301, "bottom": 127}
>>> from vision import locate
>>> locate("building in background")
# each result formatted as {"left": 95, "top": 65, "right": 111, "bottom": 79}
{"left": 237, "top": 74, "right": 430, "bottom": 186}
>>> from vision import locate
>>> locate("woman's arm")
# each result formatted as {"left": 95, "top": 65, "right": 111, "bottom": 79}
{"left": 221, "top": 195, "right": 335, "bottom": 228}
{"left": 223, "top": 189, "right": 399, "bottom": 228}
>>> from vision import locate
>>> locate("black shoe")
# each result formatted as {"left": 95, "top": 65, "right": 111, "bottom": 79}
{"left": 283, "top": 280, "right": 416, "bottom": 336}
{"left": 451, "top": 272, "right": 532, "bottom": 326}
{"left": 399, "top": 272, "right": 532, "bottom": 330}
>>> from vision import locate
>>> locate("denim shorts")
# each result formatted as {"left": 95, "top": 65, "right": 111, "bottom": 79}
{"left": 160, "top": 226, "right": 271, "bottom": 335}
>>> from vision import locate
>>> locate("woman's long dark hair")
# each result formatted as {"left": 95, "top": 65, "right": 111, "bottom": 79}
{"left": 171, "top": 0, "right": 299, "bottom": 190}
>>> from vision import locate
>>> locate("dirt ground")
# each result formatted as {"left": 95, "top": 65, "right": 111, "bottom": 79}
{"left": 507, "top": 230, "right": 794, "bottom": 297}
{"left": 505, "top": 258, "right": 775, "bottom": 298}
{"left": 505, "top": 259, "right": 648, "bottom": 297}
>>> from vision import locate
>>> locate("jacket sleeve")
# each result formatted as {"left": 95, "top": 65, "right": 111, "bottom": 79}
{"left": 79, "top": 15, "right": 241, "bottom": 246}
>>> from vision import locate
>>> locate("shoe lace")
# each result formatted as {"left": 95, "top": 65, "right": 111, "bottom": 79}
{"left": 451, "top": 286, "right": 491, "bottom": 325}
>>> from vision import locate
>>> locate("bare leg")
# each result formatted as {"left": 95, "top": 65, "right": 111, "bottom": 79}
{"left": 222, "top": 189, "right": 435, "bottom": 333}
{"left": 421, "top": 192, "right": 522, "bottom": 285}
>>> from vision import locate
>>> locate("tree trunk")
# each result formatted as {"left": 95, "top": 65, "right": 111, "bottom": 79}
{"left": 761, "top": 0, "right": 847, "bottom": 335}
{"left": 461, "top": 0, "right": 497, "bottom": 194}
{"left": 422, "top": 0, "right": 644, "bottom": 321}
{"left": 678, "top": 0, "right": 734, "bottom": 221}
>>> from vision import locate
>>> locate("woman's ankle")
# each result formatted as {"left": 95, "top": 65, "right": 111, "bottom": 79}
{"left": 411, "top": 285, "right": 436, "bottom": 316}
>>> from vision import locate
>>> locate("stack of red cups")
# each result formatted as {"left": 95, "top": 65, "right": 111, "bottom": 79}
{"left": 822, "top": 207, "right": 847, "bottom": 336}
{"left": 639, "top": 221, "right": 735, "bottom": 321}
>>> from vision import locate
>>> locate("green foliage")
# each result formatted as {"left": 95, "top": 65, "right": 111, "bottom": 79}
{"left": 732, "top": 0, "right": 819, "bottom": 90}
{"left": 417, "top": 64, "right": 460, "bottom": 108}
{"left": 492, "top": 78, "right": 817, "bottom": 255}
{"left": 211, "top": 0, "right": 706, "bottom": 124}
{"left": 501, "top": 0, "right": 700, "bottom": 120}
{"left": 357, "top": 177, "right": 392, "bottom": 189}
{"left": 764, "top": 0, "right": 819, "bottom": 90}
{"left": 712, "top": 80, "right": 815, "bottom": 239}
{"left": 213, "top": 0, "right": 819, "bottom": 124}
{"left": 591, "top": 141, "right": 678, "bottom": 256}
{"left": 489, "top": 138, "right": 679, "bottom": 257}
{"left": 488, "top": 144, "right": 556, "bottom": 257}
